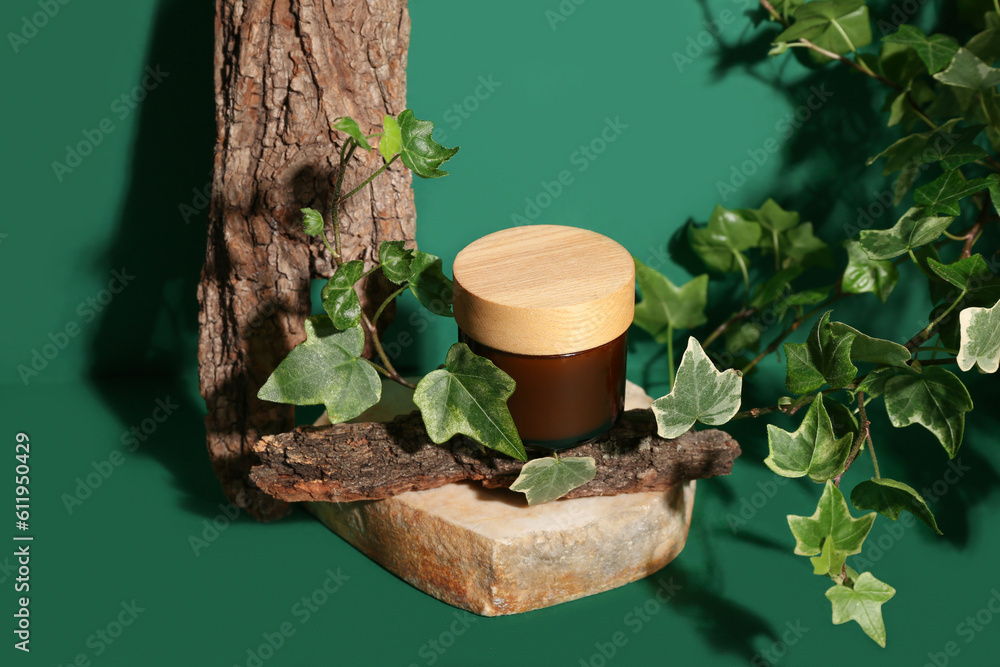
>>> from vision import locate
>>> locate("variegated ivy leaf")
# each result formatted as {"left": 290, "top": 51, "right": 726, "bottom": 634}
{"left": 851, "top": 478, "right": 942, "bottom": 534}
{"left": 651, "top": 337, "right": 742, "bottom": 438}
{"left": 788, "top": 480, "right": 875, "bottom": 558}
{"left": 783, "top": 311, "right": 857, "bottom": 394}
{"left": 765, "top": 394, "right": 852, "bottom": 482}
{"left": 957, "top": 298, "right": 1000, "bottom": 373}
{"left": 509, "top": 455, "right": 596, "bottom": 505}
{"left": 883, "top": 367, "right": 973, "bottom": 457}
{"left": 825, "top": 572, "right": 895, "bottom": 648}
{"left": 413, "top": 343, "right": 526, "bottom": 461}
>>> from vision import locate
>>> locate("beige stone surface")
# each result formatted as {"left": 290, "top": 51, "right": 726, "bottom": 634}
{"left": 306, "top": 381, "right": 696, "bottom": 616}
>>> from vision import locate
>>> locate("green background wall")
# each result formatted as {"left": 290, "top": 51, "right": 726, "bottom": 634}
{"left": 2, "top": 0, "right": 999, "bottom": 665}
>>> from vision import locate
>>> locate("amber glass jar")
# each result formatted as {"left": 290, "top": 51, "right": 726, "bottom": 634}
{"left": 453, "top": 225, "right": 635, "bottom": 450}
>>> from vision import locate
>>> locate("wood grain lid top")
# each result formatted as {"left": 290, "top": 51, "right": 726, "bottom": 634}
{"left": 453, "top": 225, "right": 635, "bottom": 355}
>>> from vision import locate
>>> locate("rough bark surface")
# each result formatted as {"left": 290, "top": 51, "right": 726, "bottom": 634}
{"left": 198, "top": 0, "right": 414, "bottom": 521}
{"left": 249, "top": 411, "right": 742, "bottom": 503}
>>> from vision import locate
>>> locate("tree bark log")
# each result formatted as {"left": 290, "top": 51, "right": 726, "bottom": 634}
{"left": 198, "top": 0, "right": 414, "bottom": 521}
{"left": 249, "top": 411, "right": 742, "bottom": 503}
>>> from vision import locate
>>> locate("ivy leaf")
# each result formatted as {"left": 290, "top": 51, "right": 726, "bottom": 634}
{"left": 933, "top": 47, "right": 1000, "bottom": 90}
{"left": 257, "top": 318, "right": 381, "bottom": 424}
{"left": 884, "top": 366, "right": 973, "bottom": 457}
{"left": 509, "top": 456, "right": 597, "bottom": 505}
{"left": 774, "top": 0, "right": 872, "bottom": 58}
{"left": 781, "top": 222, "right": 833, "bottom": 268}
{"left": 397, "top": 109, "right": 459, "bottom": 178}
{"left": 379, "top": 114, "right": 402, "bottom": 164}
{"left": 633, "top": 259, "right": 708, "bottom": 340}
{"left": 859, "top": 207, "right": 954, "bottom": 260}
{"left": 688, "top": 205, "right": 762, "bottom": 273}
{"left": 742, "top": 198, "right": 800, "bottom": 233}
{"left": 811, "top": 536, "right": 847, "bottom": 577}
{"left": 765, "top": 394, "right": 852, "bottom": 482}
{"left": 913, "top": 171, "right": 998, "bottom": 216}
{"left": 408, "top": 250, "right": 454, "bottom": 317}
{"left": 851, "top": 478, "right": 942, "bottom": 534}
{"left": 829, "top": 322, "right": 910, "bottom": 367}
{"left": 301, "top": 207, "right": 325, "bottom": 238}
{"left": 413, "top": 343, "right": 526, "bottom": 461}
{"left": 883, "top": 25, "right": 959, "bottom": 74}
{"left": 651, "top": 337, "right": 743, "bottom": 438}
{"left": 958, "top": 298, "right": 1000, "bottom": 373}
{"left": 938, "top": 124, "right": 989, "bottom": 170}
{"left": 788, "top": 480, "right": 876, "bottom": 557}
{"left": 751, "top": 266, "right": 803, "bottom": 310}
{"left": 332, "top": 116, "right": 372, "bottom": 151}
{"left": 378, "top": 240, "right": 415, "bottom": 284}
{"left": 842, "top": 240, "right": 899, "bottom": 303}
{"left": 784, "top": 311, "right": 858, "bottom": 394}
{"left": 926, "top": 255, "right": 991, "bottom": 291}
{"left": 854, "top": 365, "right": 916, "bottom": 399}
{"left": 826, "top": 573, "right": 895, "bottom": 647}
{"left": 321, "top": 260, "right": 364, "bottom": 329}
{"left": 866, "top": 119, "right": 966, "bottom": 175}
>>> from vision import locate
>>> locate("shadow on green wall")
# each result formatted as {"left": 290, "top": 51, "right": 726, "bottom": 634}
{"left": 85, "top": 0, "right": 226, "bottom": 517}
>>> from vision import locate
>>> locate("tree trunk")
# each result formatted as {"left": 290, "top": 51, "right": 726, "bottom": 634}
{"left": 198, "top": 0, "right": 414, "bottom": 521}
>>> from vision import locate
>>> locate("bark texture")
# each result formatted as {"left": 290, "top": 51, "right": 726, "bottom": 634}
{"left": 249, "top": 411, "right": 742, "bottom": 503}
{"left": 198, "top": 0, "right": 414, "bottom": 520}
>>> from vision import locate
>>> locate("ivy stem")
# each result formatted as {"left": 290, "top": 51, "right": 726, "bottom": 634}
{"left": 361, "top": 311, "right": 415, "bottom": 389}
{"left": 667, "top": 324, "right": 676, "bottom": 388}
{"left": 759, "top": 1, "right": 939, "bottom": 131}
{"left": 961, "top": 191, "right": 993, "bottom": 259}
{"left": 702, "top": 307, "right": 756, "bottom": 348}
{"left": 904, "top": 289, "right": 967, "bottom": 352}
{"left": 340, "top": 154, "right": 401, "bottom": 203}
{"left": 835, "top": 392, "right": 871, "bottom": 487}
{"left": 330, "top": 140, "right": 359, "bottom": 259}
{"left": 359, "top": 264, "right": 383, "bottom": 281}
{"left": 741, "top": 299, "right": 837, "bottom": 374}
{"left": 372, "top": 283, "right": 409, "bottom": 326}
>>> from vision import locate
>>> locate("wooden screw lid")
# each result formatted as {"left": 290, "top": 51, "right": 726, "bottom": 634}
{"left": 453, "top": 225, "right": 635, "bottom": 356}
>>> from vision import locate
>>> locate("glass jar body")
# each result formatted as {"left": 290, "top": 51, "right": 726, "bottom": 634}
{"left": 459, "top": 329, "right": 628, "bottom": 450}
